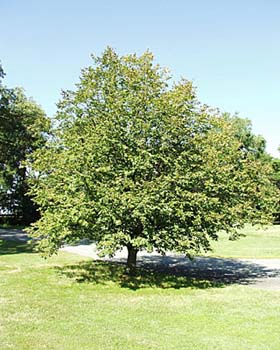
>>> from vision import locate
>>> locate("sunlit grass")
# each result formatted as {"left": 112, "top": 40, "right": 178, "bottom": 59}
{"left": 1, "top": 238, "right": 280, "bottom": 349}
{"left": 205, "top": 225, "right": 280, "bottom": 259}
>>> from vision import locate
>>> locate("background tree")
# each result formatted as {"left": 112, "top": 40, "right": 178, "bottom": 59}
{"left": 271, "top": 155, "right": 280, "bottom": 223}
{"left": 224, "top": 115, "right": 280, "bottom": 223}
{"left": 223, "top": 115, "right": 268, "bottom": 158}
{"left": 0, "top": 68, "right": 49, "bottom": 224}
{"left": 28, "top": 48, "right": 278, "bottom": 268}
{"left": 0, "top": 64, "right": 4, "bottom": 81}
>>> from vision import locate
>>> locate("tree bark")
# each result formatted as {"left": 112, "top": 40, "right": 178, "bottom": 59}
{"left": 126, "top": 245, "right": 138, "bottom": 269}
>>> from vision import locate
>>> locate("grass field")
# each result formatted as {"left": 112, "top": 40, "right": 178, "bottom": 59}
{"left": 205, "top": 224, "right": 280, "bottom": 259}
{"left": 1, "top": 227, "right": 280, "bottom": 350}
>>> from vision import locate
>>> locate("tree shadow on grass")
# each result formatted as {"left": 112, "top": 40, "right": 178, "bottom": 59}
{"left": 56, "top": 260, "right": 224, "bottom": 290}
{"left": 56, "top": 254, "right": 280, "bottom": 290}
{"left": 136, "top": 255, "right": 280, "bottom": 282}
{"left": 0, "top": 228, "right": 35, "bottom": 255}
{"left": 0, "top": 239, "right": 34, "bottom": 255}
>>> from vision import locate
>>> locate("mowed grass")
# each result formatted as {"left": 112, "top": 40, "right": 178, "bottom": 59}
{"left": 205, "top": 224, "right": 280, "bottom": 259}
{"left": 1, "top": 236, "right": 280, "bottom": 350}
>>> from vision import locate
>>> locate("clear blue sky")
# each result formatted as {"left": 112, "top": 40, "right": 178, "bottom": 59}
{"left": 1, "top": 0, "right": 279, "bottom": 156}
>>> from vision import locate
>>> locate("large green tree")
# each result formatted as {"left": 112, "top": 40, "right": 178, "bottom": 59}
{"left": 0, "top": 68, "right": 49, "bottom": 224}
{"left": 28, "top": 48, "right": 278, "bottom": 267}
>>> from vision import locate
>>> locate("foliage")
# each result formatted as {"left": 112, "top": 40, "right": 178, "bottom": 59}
{"left": 223, "top": 114, "right": 268, "bottom": 159}
{"left": 0, "top": 63, "right": 4, "bottom": 81}
{"left": 272, "top": 157, "right": 280, "bottom": 187}
{"left": 223, "top": 114, "right": 280, "bottom": 223}
{"left": 0, "top": 69, "right": 49, "bottom": 224}
{"left": 28, "top": 48, "right": 278, "bottom": 265}
{"left": 271, "top": 157, "right": 280, "bottom": 223}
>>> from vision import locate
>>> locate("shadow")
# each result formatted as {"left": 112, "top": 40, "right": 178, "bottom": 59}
{"left": 56, "top": 260, "right": 224, "bottom": 290}
{"left": 0, "top": 228, "right": 34, "bottom": 255}
{"left": 0, "top": 228, "right": 30, "bottom": 242}
{"left": 135, "top": 255, "right": 280, "bottom": 284}
{"left": 0, "top": 239, "right": 34, "bottom": 255}
{"left": 56, "top": 254, "right": 280, "bottom": 290}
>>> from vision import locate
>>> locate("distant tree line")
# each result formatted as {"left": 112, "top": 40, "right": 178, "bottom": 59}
{"left": 0, "top": 64, "right": 49, "bottom": 225}
{"left": 272, "top": 158, "right": 280, "bottom": 223}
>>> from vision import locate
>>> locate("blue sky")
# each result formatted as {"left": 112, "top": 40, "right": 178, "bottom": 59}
{"left": 1, "top": 0, "right": 279, "bottom": 156}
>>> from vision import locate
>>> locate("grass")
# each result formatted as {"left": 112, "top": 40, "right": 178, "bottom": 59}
{"left": 1, "top": 236, "right": 280, "bottom": 350}
{"left": 205, "top": 224, "right": 280, "bottom": 259}
{"left": 0, "top": 223, "right": 26, "bottom": 230}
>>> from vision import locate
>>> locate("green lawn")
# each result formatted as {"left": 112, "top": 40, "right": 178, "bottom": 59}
{"left": 1, "top": 236, "right": 280, "bottom": 350}
{"left": 205, "top": 224, "right": 280, "bottom": 259}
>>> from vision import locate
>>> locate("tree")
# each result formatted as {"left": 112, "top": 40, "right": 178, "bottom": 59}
{"left": 0, "top": 64, "right": 4, "bottom": 81}
{"left": 223, "top": 114, "right": 280, "bottom": 223}
{"left": 271, "top": 156, "right": 280, "bottom": 223}
{"left": 222, "top": 114, "right": 268, "bottom": 158}
{"left": 0, "top": 69, "right": 49, "bottom": 224}
{"left": 28, "top": 48, "right": 278, "bottom": 268}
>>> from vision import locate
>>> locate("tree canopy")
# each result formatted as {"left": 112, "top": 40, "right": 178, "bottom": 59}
{"left": 0, "top": 68, "right": 49, "bottom": 224}
{"left": 271, "top": 156, "right": 280, "bottom": 223}
{"left": 28, "top": 48, "right": 278, "bottom": 267}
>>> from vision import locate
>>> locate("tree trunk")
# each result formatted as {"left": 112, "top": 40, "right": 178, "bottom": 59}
{"left": 126, "top": 245, "right": 138, "bottom": 270}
